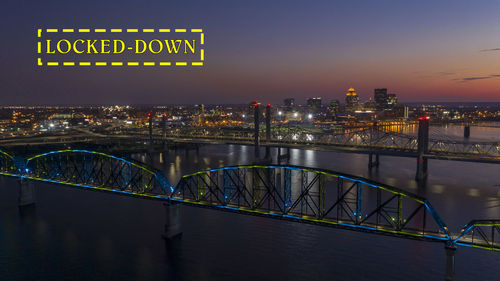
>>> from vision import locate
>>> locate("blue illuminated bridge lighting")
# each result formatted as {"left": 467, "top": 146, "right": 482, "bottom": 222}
{"left": 0, "top": 148, "right": 499, "bottom": 252}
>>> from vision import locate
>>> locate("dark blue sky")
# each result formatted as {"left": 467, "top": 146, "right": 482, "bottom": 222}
{"left": 1, "top": 0, "right": 499, "bottom": 105}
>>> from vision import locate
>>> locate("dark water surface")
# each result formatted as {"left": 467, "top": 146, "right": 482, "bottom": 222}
{"left": 1, "top": 141, "right": 500, "bottom": 280}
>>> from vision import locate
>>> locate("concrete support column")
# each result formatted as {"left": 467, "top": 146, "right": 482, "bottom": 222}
{"left": 416, "top": 116, "right": 430, "bottom": 181}
{"left": 368, "top": 153, "right": 380, "bottom": 168}
{"left": 277, "top": 147, "right": 281, "bottom": 164}
{"left": 277, "top": 147, "right": 290, "bottom": 164}
{"left": 18, "top": 179, "right": 35, "bottom": 207}
{"left": 254, "top": 103, "right": 260, "bottom": 158}
{"left": 445, "top": 244, "right": 457, "bottom": 281}
{"left": 264, "top": 104, "right": 272, "bottom": 161}
{"left": 416, "top": 155, "right": 428, "bottom": 181}
{"left": 163, "top": 201, "right": 182, "bottom": 240}
{"left": 265, "top": 104, "right": 271, "bottom": 141}
{"left": 148, "top": 113, "right": 153, "bottom": 151}
{"left": 264, "top": 147, "right": 271, "bottom": 161}
{"left": 464, "top": 125, "right": 470, "bottom": 138}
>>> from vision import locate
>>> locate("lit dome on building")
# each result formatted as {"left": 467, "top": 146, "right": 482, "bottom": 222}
{"left": 346, "top": 87, "right": 357, "bottom": 96}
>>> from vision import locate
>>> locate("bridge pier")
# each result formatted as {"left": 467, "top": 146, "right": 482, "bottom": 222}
{"left": 416, "top": 156, "right": 428, "bottom": 181}
{"left": 148, "top": 113, "right": 153, "bottom": 152}
{"left": 254, "top": 103, "right": 260, "bottom": 158}
{"left": 464, "top": 125, "right": 470, "bottom": 138}
{"left": 162, "top": 201, "right": 182, "bottom": 240}
{"left": 277, "top": 147, "right": 290, "bottom": 164}
{"left": 265, "top": 104, "right": 271, "bottom": 141}
{"left": 264, "top": 147, "right": 271, "bottom": 161}
{"left": 368, "top": 153, "right": 379, "bottom": 168}
{"left": 264, "top": 104, "right": 272, "bottom": 161}
{"left": 444, "top": 243, "right": 457, "bottom": 281}
{"left": 18, "top": 179, "right": 35, "bottom": 207}
{"left": 415, "top": 116, "right": 429, "bottom": 181}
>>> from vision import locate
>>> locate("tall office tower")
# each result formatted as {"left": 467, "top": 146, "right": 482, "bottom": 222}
{"left": 345, "top": 87, "right": 359, "bottom": 112}
{"left": 374, "top": 88, "right": 388, "bottom": 110}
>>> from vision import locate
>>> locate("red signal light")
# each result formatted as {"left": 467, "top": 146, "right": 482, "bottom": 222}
{"left": 147, "top": 113, "right": 151, "bottom": 117}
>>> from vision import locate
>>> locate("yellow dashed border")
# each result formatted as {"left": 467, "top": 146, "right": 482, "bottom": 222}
{"left": 37, "top": 28, "right": 205, "bottom": 67}
{"left": 40, "top": 61, "right": 203, "bottom": 67}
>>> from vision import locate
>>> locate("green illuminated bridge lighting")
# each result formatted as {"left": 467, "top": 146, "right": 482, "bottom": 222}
{"left": 1, "top": 148, "right": 499, "bottom": 252}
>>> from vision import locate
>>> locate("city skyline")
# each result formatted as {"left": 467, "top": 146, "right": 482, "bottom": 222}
{"left": 1, "top": 1, "right": 499, "bottom": 281}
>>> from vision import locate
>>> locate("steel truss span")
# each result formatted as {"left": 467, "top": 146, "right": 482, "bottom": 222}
{"left": 23, "top": 150, "right": 171, "bottom": 198}
{"left": 173, "top": 165, "right": 451, "bottom": 242}
{"left": 1, "top": 148, "right": 500, "bottom": 252}
{"left": 0, "top": 148, "right": 16, "bottom": 176}
{"left": 453, "top": 220, "right": 500, "bottom": 251}
{"left": 166, "top": 127, "right": 500, "bottom": 158}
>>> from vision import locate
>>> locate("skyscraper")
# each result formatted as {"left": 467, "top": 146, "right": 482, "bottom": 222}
{"left": 374, "top": 88, "right": 388, "bottom": 110}
{"left": 345, "top": 87, "right": 359, "bottom": 112}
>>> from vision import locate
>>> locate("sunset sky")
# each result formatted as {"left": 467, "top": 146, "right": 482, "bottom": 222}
{"left": 1, "top": 0, "right": 500, "bottom": 105}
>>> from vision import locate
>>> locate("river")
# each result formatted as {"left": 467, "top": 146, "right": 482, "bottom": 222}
{"left": 0, "top": 125, "right": 499, "bottom": 280}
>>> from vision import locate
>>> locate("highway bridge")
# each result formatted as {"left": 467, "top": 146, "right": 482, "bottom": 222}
{"left": 0, "top": 148, "right": 499, "bottom": 280}
{"left": 1, "top": 119, "right": 498, "bottom": 185}
{"left": 1, "top": 120, "right": 498, "bottom": 160}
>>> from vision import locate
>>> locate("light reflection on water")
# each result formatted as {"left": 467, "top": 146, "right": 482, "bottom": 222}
{"left": 381, "top": 122, "right": 500, "bottom": 142}
{"left": 0, "top": 125, "right": 499, "bottom": 280}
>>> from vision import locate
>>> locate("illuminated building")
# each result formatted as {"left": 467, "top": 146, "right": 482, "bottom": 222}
{"left": 329, "top": 99, "right": 340, "bottom": 118}
{"left": 387, "top": 94, "right": 397, "bottom": 108}
{"left": 345, "top": 87, "right": 360, "bottom": 112}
